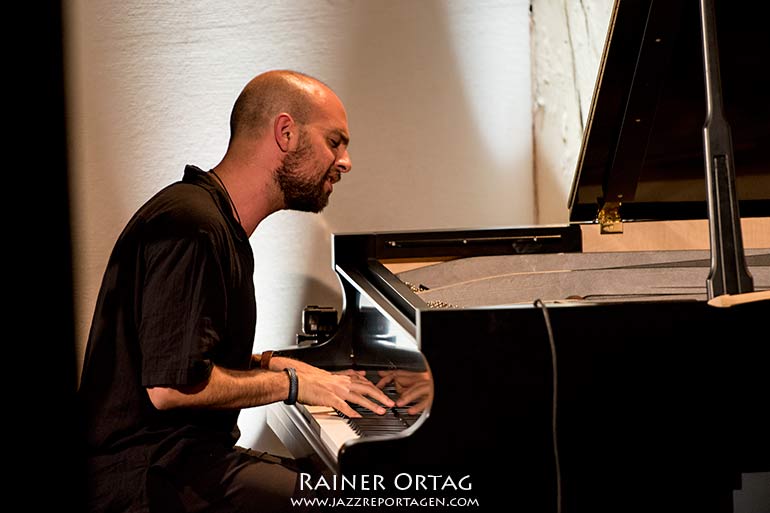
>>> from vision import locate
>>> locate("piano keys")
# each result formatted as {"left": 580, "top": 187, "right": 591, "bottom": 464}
{"left": 271, "top": 373, "right": 421, "bottom": 467}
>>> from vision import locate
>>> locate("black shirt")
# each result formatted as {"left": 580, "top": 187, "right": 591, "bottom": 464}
{"left": 78, "top": 165, "right": 255, "bottom": 510}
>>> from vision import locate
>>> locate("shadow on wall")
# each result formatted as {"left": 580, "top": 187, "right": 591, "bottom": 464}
{"left": 324, "top": 0, "right": 533, "bottom": 234}
{"left": 68, "top": 15, "right": 137, "bottom": 377}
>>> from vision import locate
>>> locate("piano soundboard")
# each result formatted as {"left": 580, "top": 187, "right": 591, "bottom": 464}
{"left": 397, "top": 249, "right": 770, "bottom": 308}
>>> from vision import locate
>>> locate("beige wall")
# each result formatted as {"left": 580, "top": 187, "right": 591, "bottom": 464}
{"left": 66, "top": 0, "right": 534, "bottom": 449}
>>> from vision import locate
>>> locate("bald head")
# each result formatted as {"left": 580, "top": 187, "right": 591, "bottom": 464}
{"left": 228, "top": 70, "right": 330, "bottom": 141}
{"left": 212, "top": 69, "right": 352, "bottom": 233}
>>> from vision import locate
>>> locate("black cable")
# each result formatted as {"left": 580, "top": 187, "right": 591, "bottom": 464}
{"left": 534, "top": 298, "right": 562, "bottom": 513}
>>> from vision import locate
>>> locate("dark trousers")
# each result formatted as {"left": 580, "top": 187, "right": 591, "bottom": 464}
{"left": 146, "top": 446, "right": 309, "bottom": 513}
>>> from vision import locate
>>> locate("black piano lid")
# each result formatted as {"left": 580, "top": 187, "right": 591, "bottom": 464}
{"left": 568, "top": 0, "right": 770, "bottom": 223}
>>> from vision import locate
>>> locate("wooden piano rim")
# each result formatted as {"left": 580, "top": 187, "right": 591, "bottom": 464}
{"left": 382, "top": 218, "right": 770, "bottom": 275}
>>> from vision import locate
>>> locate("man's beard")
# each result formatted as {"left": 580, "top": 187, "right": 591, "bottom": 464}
{"left": 275, "top": 138, "right": 334, "bottom": 213}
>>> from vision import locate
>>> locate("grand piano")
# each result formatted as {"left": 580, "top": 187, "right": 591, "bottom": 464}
{"left": 267, "top": 0, "right": 769, "bottom": 511}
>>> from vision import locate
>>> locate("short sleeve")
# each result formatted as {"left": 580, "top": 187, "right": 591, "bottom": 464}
{"left": 138, "top": 233, "right": 227, "bottom": 387}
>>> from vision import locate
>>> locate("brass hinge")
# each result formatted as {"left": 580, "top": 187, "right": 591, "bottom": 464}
{"left": 598, "top": 201, "right": 623, "bottom": 234}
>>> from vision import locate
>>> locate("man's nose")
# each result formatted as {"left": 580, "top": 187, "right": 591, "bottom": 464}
{"left": 336, "top": 149, "right": 352, "bottom": 174}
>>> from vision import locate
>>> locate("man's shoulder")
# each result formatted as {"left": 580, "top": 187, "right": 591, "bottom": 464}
{"left": 133, "top": 180, "right": 227, "bottom": 238}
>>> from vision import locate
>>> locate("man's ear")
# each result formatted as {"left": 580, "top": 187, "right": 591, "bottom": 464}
{"left": 274, "top": 113, "right": 294, "bottom": 152}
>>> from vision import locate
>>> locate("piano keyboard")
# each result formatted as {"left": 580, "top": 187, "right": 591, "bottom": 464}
{"left": 300, "top": 373, "right": 421, "bottom": 459}
{"left": 341, "top": 383, "right": 421, "bottom": 437}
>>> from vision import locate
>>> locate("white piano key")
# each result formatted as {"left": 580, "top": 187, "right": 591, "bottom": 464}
{"left": 305, "top": 405, "right": 360, "bottom": 454}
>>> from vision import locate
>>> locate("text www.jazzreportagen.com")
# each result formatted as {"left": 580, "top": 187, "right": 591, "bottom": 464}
{"left": 290, "top": 496, "right": 480, "bottom": 508}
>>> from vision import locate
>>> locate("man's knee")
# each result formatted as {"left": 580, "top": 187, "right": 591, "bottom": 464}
{"left": 222, "top": 450, "right": 303, "bottom": 511}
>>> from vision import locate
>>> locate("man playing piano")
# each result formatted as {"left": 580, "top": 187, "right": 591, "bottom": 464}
{"left": 78, "top": 70, "right": 394, "bottom": 513}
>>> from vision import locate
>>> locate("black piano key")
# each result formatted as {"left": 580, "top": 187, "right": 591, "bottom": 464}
{"left": 333, "top": 369, "right": 427, "bottom": 437}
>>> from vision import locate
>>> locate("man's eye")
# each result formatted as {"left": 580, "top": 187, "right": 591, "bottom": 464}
{"left": 329, "top": 139, "right": 341, "bottom": 148}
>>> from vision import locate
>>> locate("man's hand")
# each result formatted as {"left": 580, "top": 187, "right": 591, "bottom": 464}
{"left": 376, "top": 370, "right": 433, "bottom": 415}
{"left": 272, "top": 356, "right": 394, "bottom": 417}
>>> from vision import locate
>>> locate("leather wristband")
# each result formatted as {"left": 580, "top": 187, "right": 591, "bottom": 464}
{"left": 284, "top": 367, "right": 298, "bottom": 405}
{"left": 260, "top": 350, "right": 274, "bottom": 370}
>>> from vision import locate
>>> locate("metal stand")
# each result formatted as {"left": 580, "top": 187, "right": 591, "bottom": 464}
{"left": 700, "top": 0, "right": 753, "bottom": 299}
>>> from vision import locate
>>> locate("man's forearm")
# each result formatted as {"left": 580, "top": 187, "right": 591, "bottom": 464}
{"left": 146, "top": 364, "right": 290, "bottom": 410}
{"left": 148, "top": 354, "right": 396, "bottom": 418}
{"left": 261, "top": 353, "right": 321, "bottom": 375}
